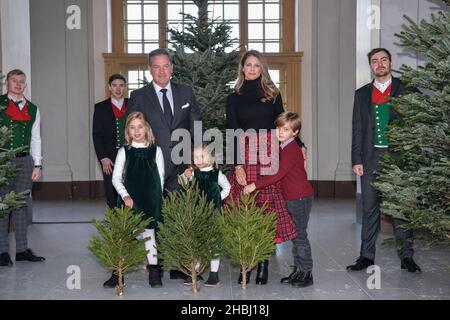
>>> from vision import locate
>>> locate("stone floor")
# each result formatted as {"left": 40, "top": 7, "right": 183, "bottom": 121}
{"left": 0, "top": 199, "right": 449, "bottom": 300}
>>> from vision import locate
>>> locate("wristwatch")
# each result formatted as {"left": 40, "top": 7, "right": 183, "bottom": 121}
{"left": 34, "top": 165, "right": 42, "bottom": 169}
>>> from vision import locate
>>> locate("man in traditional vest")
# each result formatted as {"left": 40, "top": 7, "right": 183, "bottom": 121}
{"left": 347, "top": 48, "right": 421, "bottom": 273}
{"left": 0, "top": 69, "right": 45, "bottom": 266}
{"left": 92, "top": 74, "right": 129, "bottom": 288}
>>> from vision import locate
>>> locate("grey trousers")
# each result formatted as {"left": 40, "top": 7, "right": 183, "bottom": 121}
{"left": 0, "top": 156, "right": 33, "bottom": 253}
{"left": 360, "top": 148, "right": 414, "bottom": 261}
{"left": 286, "top": 196, "right": 314, "bottom": 272}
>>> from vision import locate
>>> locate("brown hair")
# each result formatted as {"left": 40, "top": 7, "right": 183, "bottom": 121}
{"left": 275, "top": 111, "right": 302, "bottom": 135}
{"left": 124, "top": 112, "right": 155, "bottom": 147}
{"left": 367, "top": 48, "right": 392, "bottom": 63}
{"left": 6, "top": 69, "right": 26, "bottom": 80}
{"left": 234, "top": 50, "right": 279, "bottom": 102}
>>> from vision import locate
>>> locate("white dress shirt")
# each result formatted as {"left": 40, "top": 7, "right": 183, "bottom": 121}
{"left": 180, "top": 166, "right": 231, "bottom": 200}
{"left": 374, "top": 77, "right": 392, "bottom": 94}
{"left": 152, "top": 81, "right": 174, "bottom": 114}
{"left": 8, "top": 94, "right": 42, "bottom": 166}
{"left": 112, "top": 141, "right": 165, "bottom": 199}
{"left": 111, "top": 98, "right": 125, "bottom": 109}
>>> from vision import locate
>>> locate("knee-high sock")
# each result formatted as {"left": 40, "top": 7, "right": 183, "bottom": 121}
{"left": 142, "top": 229, "right": 157, "bottom": 265}
{"left": 210, "top": 259, "right": 220, "bottom": 272}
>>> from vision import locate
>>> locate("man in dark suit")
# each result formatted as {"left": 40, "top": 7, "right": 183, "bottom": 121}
{"left": 127, "top": 48, "right": 202, "bottom": 286}
{"left": 347, "top": 48, "right": 421, "bottom": 273}
{"left": 93, "top": 74, "right": 129, "bottom": 288}
{"left": 93, "top": 74, "right": 128, "bottom": 209}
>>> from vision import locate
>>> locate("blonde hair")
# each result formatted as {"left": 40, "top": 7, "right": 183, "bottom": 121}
{"left": 234, "top": 50, "right": 279, "bottom": 102}
{"left": 124, "top": 112, "right": 155, "bottom": 147}
{"left": 275, "top": 112, "right": 302, "bottom": 135}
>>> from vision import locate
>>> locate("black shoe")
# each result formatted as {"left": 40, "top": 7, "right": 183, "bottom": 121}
{"left": 15, "top": 249, "right": 45, "bottom": 262}
{"left": 291, "top": 271, "right": 313, "bottom": 288}
{"left": 238, "top": 268, "right": 252, "bottom": 284}
{"left": 0, "top": 252, "right": 13, "bottom": 267}
{"left": 170, "top": 269, "right": 189, "bottom": 280}
{"left": 401, "top": 257, "right": 422, "bottom": 273}
{"left": 103, "top": 271, "right": 125, "bottom": 288}
{"left": 148, "top": 265, "right": 162, "bottom": 288}
{"left": 204, "top": 272, "right": 220, "bottom": 287}
{"left": 280, "top": 266, "right": 298, "bottom": 284}
{"left": 255, "top": 260, "right": 269, "bottom": 285}
{"left": 346, "top": 256, "right": 374, "bottom": 271}
{"left": 183, "top": 274, "right": 203, "bottom": 286}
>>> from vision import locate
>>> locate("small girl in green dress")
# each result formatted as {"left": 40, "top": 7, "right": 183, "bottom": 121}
{"left": 112, "top": 111, "right": 165, "bottom": 288}
{"left": 180, "top": 144, "right": 231, "bottom": 287}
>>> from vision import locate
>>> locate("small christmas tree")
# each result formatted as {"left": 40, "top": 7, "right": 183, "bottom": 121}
{"left": 218, "top": 193, "right": 277, "bottom": 289}
{"left": 373, "top": 1, "right": 450, "bottom": 245}
{"left": 157, "top": 180, "right": 223, "bottom": 293}
{"left": 0, "top": 100, "right": 28, "bottom": 218}
{"left": 88, "top": 206, "right": 153, "bottom": 296}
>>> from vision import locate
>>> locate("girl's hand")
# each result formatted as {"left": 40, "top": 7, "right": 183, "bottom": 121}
{"left": 184, "top": 168, "right": 193, "bottom": 178}
{"left": 235, "top": 165, "right": 247, "bottom": 186}
{"left": 123, "top": 196, "right": 134, "bottom": 208}
{"left": 243, "top": 183, "right": 256, "bottom": 195}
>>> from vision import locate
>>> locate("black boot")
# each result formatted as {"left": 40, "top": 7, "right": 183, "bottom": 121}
{"left": 346, "top": 256, "right": 374, "bottom": 271}
{"left": 103, "top": 271, "right": 125, "bottom": 288}
{"left": 255, "top": 260, "right": 269, "bottom": 285}
{"left": 148, "top": 265, "right": 163, "bottom": 288}
{"left": 238, "top": 268, "right": 251, "bottom": 284}
{"left": 280, "top": 266, "right": 298, "bottom": 284}
{"left": 291, "top": 271, "right": 313, "bottom": 288}
{"left": 401, "top": 257, "right": 422, "bottom": 273}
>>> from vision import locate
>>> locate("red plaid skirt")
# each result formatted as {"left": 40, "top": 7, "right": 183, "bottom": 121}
{"left": 226, "top": 131, "right": 297, "bottom": 243}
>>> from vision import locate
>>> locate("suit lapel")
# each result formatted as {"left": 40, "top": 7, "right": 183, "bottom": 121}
{"left": 390, "top": 77, "right": 401, "bottom": 97}
{"left": 146, "top": 83, "right": 169, "bottom": 128}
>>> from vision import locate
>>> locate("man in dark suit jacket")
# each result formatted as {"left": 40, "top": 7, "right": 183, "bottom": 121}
{"left": 93, "top": 74, "right": 128, "bottom": 209}
{"left": 127, "top": 48, "right": 202, "bottom": 285}
{"left": 347, "top": 48, "right": 421, "bottom": 273}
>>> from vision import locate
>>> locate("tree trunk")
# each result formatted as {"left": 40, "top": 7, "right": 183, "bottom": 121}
{"left": 191, "top": 267, "right": 199, "bottom": 293}
{"left": 116, "top": 268, "right": 124, "bottom": 296}
{"left": 241, "top": 267, "right": 248, "bottom": 289}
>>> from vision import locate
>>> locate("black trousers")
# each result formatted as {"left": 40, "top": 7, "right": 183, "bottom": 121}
{"left": 360, "top": 148, "right": 414, "bottom": 261}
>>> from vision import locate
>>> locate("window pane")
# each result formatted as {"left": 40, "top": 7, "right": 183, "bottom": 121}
{"left": 144, "top": 43, "right": 159, "bottom": 53}
{"left": 209, "top": 4, "right": 223, "bottom": 19}
{"left": 265, "top": 42, "right": 280, "bottom": 53}
{"left": 265, "top": 4, "right": 279, "bottom": 20}
{"left": 248, "top": 4, "right": 263, "bottom": 20}
{"left": 184, "top": 4, "right": 198, "bottom": 18}
{"left": 127, "top": 24, "right": 142, "bottom": 40}
{"left": 248, "top": 42, "right": 263, "bottom": 52}
{"left": 144, "top": 24, "right": 159, "bottom": 40}
{"left": 126, "top": 4, "right": 141, "bottom": 20}
{"left": 269, "top": 69, "right": 280, "bottom": 86}
{"left": 127, "top": 43, "right": 142, "bottom": 53}
{"left": 224, "top": 4, "right": 239, "bottom": 20}
{"left": 248, "top": 23, "right": 263, "bottom": 40}
{"left": 128, "top": 70, "right": 139, "bottom": 84}
{"left": 230, "top": 23, "right": 239, "bottom": 40}
{"left": 143, "top": 5, "right": 158, "bottom": 20}
{"left": 168, "top": 4, "right": 183, "bottom": 20}
{"left": 265, "top": 23, "right": 279, "bottom": 39}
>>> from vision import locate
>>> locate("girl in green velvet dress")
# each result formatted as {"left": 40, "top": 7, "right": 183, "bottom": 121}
{"left": 180, "top": 144, "right": 231, "bottom": 287}
{"left": 112, "top": 111, "right": 165, "bottom": 288}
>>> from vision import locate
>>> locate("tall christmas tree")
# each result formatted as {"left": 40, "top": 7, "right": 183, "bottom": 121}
{"left": 373, "top": 2, "right": 450, "bottom": 245}
{"left": 0, "top": 94, "right": 28, "bottom": 218}
{"left": 88, "top": 206, "right": 153, "bottom": 296}
{"left": 168, "top": 0, "right": 239, "bottom": 132}
{"left": 157, "top": 180, "right": 223, "bottom": 293}
{"left": 218, "top": 193, "right": 277, "bottom": 289}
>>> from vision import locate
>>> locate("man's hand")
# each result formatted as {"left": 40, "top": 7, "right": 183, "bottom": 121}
{"left": 123, "top": 196, "right": 134, "bottom": 209}
{"left": 31, "top": 168, "right": 41, "bottom": 182}
{"left": 243, "top": 183, "right": 256, "bottom": 195}
{"left": 353, "top": 164, "right": 364, "bottom": 177}
{"left": 101, "top": 158, "right": 114, "bottom": 175}
{"left": 235, "top": 165, "right": 247, "bottom": 186}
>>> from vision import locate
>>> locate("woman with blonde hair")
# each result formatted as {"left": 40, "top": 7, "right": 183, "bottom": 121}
{"left": 226, "top": 50, "right": 305, "bottom": 285}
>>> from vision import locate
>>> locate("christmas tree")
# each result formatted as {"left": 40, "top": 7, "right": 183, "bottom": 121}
{"left": 88, "top": 206, "right": 153, "bottom": 296}
{"left": 157, "top": 180, "right": 223, "bottom": 293}
{"left": 168, "top": 0, "right": 239, "bottom": 132}
{"left": 373, "top": 2, "right": 450, "bottom": 245}
{"left": 0, "top": 98, "right": 28, "bottom": 218}
{"left": 218, "top": 193, "right": 277, "bottom": 289}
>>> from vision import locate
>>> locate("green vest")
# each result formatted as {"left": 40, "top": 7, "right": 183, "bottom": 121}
{"left": 194, "top": 168, "right": 222, "bottom": 209}
{"left": 372, "top": 101, "right": 390, "bottom": 147}
{"left": 0, "top": 95, "right": 37, "bottom": 151}
{"left": 115, "top": 116, "right": 126, "bottom": 149}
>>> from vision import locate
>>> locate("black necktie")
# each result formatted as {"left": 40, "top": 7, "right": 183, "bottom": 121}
{"left": 14, "top": 100, "right": 22, "bottom": 108}
{"left": 160, "top": 89, "right": 173, "bottom": 127}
